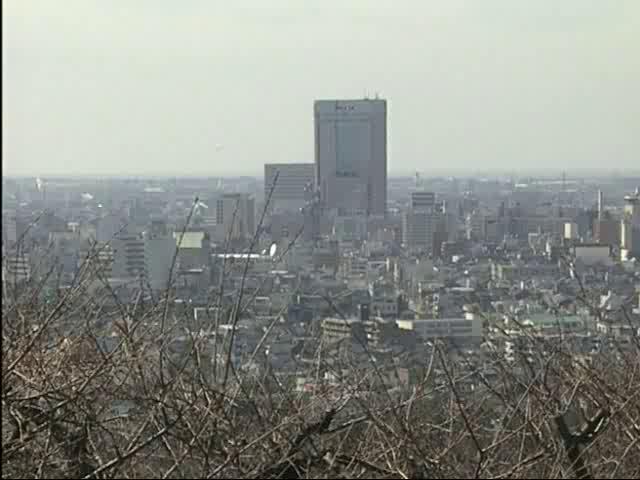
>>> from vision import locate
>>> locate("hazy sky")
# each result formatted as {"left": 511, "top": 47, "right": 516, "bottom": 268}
{"left": 3, "top": 1, "right": 639, "bottom": 176}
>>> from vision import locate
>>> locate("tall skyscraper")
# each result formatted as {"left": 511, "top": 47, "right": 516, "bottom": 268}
{"left": 314, "top": 99, "right": 387, "bottom": 216}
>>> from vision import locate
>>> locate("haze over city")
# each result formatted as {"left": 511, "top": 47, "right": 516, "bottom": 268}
{"left": 3, "top": 0, "right": 639, "bottom": 177}
{"left": 5, "top": 3, "right": 640, "bottom": 478}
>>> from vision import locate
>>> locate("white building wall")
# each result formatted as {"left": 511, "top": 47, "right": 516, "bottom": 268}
{"left": 564, "top": 222, "right": 579, "bottom": 240}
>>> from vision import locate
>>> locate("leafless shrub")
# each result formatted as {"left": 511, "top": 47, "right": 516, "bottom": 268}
{"left": 2, "top": 208, "right": 639, "bottom": 479}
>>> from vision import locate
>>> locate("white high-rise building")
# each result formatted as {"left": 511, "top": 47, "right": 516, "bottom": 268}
{"left": 314, "top": 99, "right": 387, "bottom": 216}
{"left": 264, "top": 163, "right": 314, "bottom": 213}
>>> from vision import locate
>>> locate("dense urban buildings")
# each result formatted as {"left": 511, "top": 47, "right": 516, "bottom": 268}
{"left": 2, "top": 100, "right": 640, "bottom": 453}
{"left": 3, "top": 167, "right": 640, "bottom": 480}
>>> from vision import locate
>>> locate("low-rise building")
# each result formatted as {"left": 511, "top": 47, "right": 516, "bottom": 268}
{"left": 396, "top": 315, "right": 482, "bottom": 346}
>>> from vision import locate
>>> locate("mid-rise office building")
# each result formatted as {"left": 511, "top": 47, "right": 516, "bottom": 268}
{"left": 411, "top": 191, "right": 436, "bottom": 212}
{"left": 145, "top": 228, "right": 176, "bottom": 292}
{"left": 264, "top": 163, "right": 314, "bottom": 213}
{"left": 314, "top": 99, "right": 387, "bottom": 215}
{"left": 403, "top": 211, "right": 445, "bottom": 255}
{"left": 396, "top": 315, "right": 482, "bottom": 347}
{"left": 2, "top": 249, "right": 31, "bottom": 284}
{"left": 111, "top": 228, "right": 146, "bottom": 279}
{"left": 593, "top": 217, "right": 620, "bottom": 246}
{"left": 216, "top": 193, "right": 255, "bottom": 241}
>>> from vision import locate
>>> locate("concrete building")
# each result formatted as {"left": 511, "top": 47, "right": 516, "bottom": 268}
{"left": 564, "top": 222, "right": 579, "bottom": 240}
{"left": 314, "top": 99, "right": 387, "bottom": 215}
{"left": 621, "top": 189, "right": 640, "bottom": 258}
{"left": 593, "top": 217, "right": 620, "bottom": 246}
{"left": 511, "top": 189, "right": 544, "bottom": 216}
{"left": 321, "top": 304, "right": 398, "bottom": 349}
{"left": 620, "top": 219, "right": 640, "bottom": 259}
{"left": 321, "top": 317, "right": 366, "bottom": 344}
{"left": 623, "top": 189, "right": 640, "bottom": 224}
{"left": 402, "top": 211, "right": 442, "bottom": 255}
{"left": 111, "top": 229, "right": 146, "bottom": 279}
{"left": 95, "top": 213, "right": 126, "bottom": 244}
{"left": 145, "top": 229, "right": 176, "bottom": 292}
{"left": 572, "top": 243, "right": 612, "bottom": 266}
{"left": 92, "top": 245, "right": 114, "bottom": 279}
{"left": 333, "top": 214, "right": 368, "bottom": 242}
{"left": 342, "top": 255, "right": 368, "bottom": 277}
{"left": 396, "top": 315, "right": 482, "bottom": 346}
{"left": 2, "top": 249, "right": 31, "bottom": 284}
{"left": 410, "top": 191, "right": 436, "bottom": 212}
{"left": 465, "top": 211, "right": 483, "bottom": 241}
{"left": 49, "top": 230, "right": 82, "bottom": 284}
{"left": 312, "top": 240, "right": 340, "bottom": 272}
{"left": 482, "top": 215, "right": 507, "bottom": 244}
{"left": 173, "top": 231, "right": 210, "bottom": 269}
{"left": 267, "top": 211, "right": 305, "bottom": 243}
{"left": 264, "top": 163, "right": 314, "bottom": 213}
{"left": 1, "top": 211, "right": 24, "bottom": 247}
{"left": 216, "top": 193, "right": 255, "bottom": 242}
{"left": 371, "top": 295, "right": 398, "bottom": 318}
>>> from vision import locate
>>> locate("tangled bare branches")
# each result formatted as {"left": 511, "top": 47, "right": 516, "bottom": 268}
{"left": 2, "top": 223, "right": 639, "bottom": 479}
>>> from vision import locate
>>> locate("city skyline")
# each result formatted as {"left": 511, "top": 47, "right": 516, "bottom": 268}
{"left": 3, "top": 4, "right": 640, "bottom": 476}
{"left": 3, "top": 1, "right": 639, "bottom": 176}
